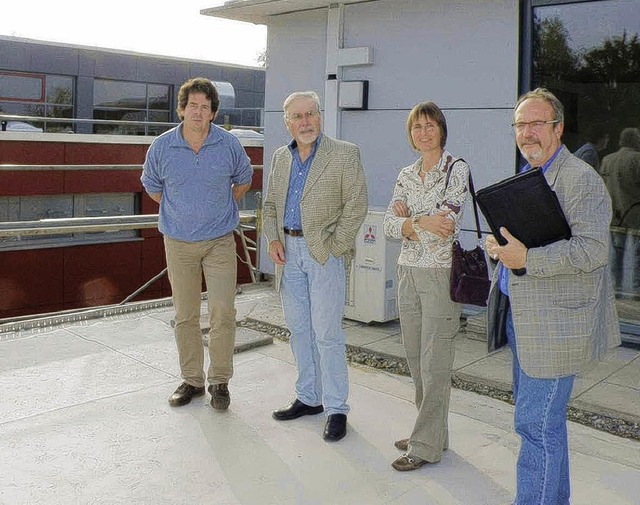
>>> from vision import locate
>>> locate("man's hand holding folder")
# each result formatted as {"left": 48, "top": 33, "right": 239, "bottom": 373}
{"left": 486, "top": 227, "right": 528, "bottom": 275}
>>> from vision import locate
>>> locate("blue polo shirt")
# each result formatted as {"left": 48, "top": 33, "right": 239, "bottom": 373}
{"left": 283, "top": 134, "right": 321, "bottom": 230}
{"left": 141, "top": 123, "right": 253, "bottom": 242}
{"left": 499, "top": 146, "right": 562, "bottom": 295}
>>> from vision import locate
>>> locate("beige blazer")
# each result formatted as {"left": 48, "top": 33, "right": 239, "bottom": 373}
{"left": 487, "top": 146, "right": 621, "bottom": 378}
{"left": 262, "top": 134, "right": 368, "bottom": 292}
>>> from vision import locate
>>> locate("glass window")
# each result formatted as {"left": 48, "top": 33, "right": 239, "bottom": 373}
{"left": 530, "top": 0, "right": 640, "bottom": 325}
{"left": 0, "top": 72, "right": 44, "bottom": 101}
{"left": 0, "top": 193, "right": 139, "bottom": 251}
{"left": 93, "top": 79, "right": 172, "bottom": 135}
{"left": 0, "top": 72, "right": 73, "bottom": 132}
{"left": 94, "top": 80, "right": 146, "bottom": 109}
{"left": 46, "top": 75, "right": 73, "bottom": 105}
{"left": 148, "top": 84, "right": 170, "bottom": 110}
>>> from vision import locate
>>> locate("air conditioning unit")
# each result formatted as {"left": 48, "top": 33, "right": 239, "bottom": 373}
{"left": 344, "top": 209, "right": 402, "bottom": 323}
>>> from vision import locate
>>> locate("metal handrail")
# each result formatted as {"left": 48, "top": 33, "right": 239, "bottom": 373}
{"left": 0, "top": 212, "right": 257, "bottom": 237}
{"left": 0, "top": 164, "right": 142, "bottom": 171}
{"left": 0, "top": 215, "right": 159, "bottom": 237}
{"left": 0, "top": 114, "right": 265, "bottom": 133}
{"left": 0, "top": 164, "right": 264, "bottom": 171}
{"left": 0, "top": 212, "right": 260, "bottom": 311}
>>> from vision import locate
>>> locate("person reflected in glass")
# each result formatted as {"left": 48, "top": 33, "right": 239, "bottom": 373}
{"left": 383, "top": 101, "right": 469, "bottom": 471}
{"left": 600, "top": 127, "right": 640, "bottom": 292}
{"left": 573, "top": 123, "right": 609, "bottom": 172}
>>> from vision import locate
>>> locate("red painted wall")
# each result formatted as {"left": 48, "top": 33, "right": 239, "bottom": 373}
{"left": 0, "top": 137, "right": 263, "bottom": 319}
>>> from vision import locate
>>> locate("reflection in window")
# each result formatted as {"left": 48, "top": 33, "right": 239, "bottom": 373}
{"left": 0, "top": 72, "right": 73, "bottom": 132}
{"left": 93, "top": 79, "right": 172, "bottom": 135}
{"left": 0, "top": 193, "right": 139, "bottom": 251}
{"left": 0, "top": 72, "right": 44, "bottom": 101}
{"left": 532, "top": 0, "right": 640, "bottom": 309}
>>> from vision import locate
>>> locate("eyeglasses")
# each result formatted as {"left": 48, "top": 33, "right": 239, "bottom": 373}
{"left": 511, "top": 120, "right": 560, "bottom": 133}
{"left": 411, "top": 123, "right": 437, "bottom": 133}
{"left": 286, "top": 110, "right": 320, "bottom": 122}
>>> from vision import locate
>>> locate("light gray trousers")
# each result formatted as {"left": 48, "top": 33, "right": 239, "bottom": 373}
{"left": 397, "top": 265, "right": 461, "bottom": 463}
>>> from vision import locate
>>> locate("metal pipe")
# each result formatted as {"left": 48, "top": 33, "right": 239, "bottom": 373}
{"left": 0, "top": 212, "right": 256, "bottom": 238}
{"left": 0, "top": 114, "right": 265, "bottom": 133}
{"left": 119, "top": 268, "right": 168, "bottom": 305}
{"left": 0, "top": 164, "right": 263, "bottom": 172}
{"left": 0, "top": 215, "right": 159, "bottom": 237}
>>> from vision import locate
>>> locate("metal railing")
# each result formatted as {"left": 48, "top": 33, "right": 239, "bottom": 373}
{"left": 0, "top": 114, "right": 264, "bottom": 133}
{"left": 0, "top": 211, "right": 260, "bottom": 322}
{"left": 0, "top": 215, "right": 159, "bottom": 237}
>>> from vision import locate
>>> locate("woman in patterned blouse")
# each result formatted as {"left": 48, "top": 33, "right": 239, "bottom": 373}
{"left": 383, "top": 101, "right": 469, "bottom": 472}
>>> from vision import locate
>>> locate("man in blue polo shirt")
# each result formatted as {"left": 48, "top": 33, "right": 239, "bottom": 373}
{"left": 141, "top": 78, "right": 253, "bottom": 410}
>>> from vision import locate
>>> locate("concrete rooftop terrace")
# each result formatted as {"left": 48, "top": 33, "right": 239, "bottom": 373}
{"left": 1, "top": 282, "right": 639, "bottom": 504}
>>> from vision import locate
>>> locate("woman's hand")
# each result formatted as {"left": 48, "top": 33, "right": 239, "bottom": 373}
{"left": 416, "top": 210, "right": 454, "bottom": 238}
{"left": 392, "top": 200, "right": 410, "bottom": 217}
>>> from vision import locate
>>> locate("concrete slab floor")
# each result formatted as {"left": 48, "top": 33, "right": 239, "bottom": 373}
{"left": 1, "top": 315, "right": 639, "bottom": 505}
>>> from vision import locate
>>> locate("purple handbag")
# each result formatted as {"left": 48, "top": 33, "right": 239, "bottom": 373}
{"left": 445, "top": 161, "right": 491, "bottom": 306}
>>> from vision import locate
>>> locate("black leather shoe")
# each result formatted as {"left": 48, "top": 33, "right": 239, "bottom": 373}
{"left": 168, "top": 382, "right": 205, "bottom": 407}
{"left": 323, "top": 414, "right": 347, "bottom": 441}
{"left": 272, "top": 398, "right": 324, "bottom": 421}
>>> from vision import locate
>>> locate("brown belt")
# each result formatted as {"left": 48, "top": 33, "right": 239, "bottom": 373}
{"left": 284, "top": 228, "right": 304, "bottom": 237}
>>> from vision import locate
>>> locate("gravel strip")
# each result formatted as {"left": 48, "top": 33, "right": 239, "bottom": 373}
{"left": 239, "top": 317, "right": 640, "bottom": 441}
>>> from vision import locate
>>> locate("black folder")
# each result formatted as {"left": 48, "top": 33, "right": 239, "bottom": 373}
{"left": 475, "top": 168, "right": 571, "bottom": 248}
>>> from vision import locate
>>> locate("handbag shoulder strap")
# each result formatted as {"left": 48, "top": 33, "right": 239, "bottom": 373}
{"left": 444, "top": 158, "right": 482, "bottom": 241}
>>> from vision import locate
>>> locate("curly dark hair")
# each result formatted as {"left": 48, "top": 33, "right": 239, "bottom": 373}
{"left": 176, "top": 78, "right": 220, "bottom": 121}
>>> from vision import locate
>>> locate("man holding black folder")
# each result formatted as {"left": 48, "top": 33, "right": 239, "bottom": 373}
{"left": 485, "top": 88, "right": 620, "bottom": 505}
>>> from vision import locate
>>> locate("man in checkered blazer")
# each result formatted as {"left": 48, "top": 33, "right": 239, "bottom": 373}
{"left": 485, "top": 88, "right": 621, "bottom": 505}
{"left": 262, "top": 91, "right": 368, "bottom": 442}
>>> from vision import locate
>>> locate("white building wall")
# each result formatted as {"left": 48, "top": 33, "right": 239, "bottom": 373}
{"left": 260, "top": 0, "right": 520, "bottom": 272}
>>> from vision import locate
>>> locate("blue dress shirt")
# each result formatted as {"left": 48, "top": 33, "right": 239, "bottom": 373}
{"left": 499, "top": 146, "right": 563, "bottom": 296}
{"left": 283, "top": 134, "right": 321, "bottom": 230}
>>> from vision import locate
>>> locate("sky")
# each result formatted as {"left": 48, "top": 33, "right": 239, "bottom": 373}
{"left": 0, "top": 0, "right": 267, "bottom": 67}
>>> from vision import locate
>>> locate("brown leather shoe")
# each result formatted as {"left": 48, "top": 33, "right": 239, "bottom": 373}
{"left": 391, "top": 454, "right": 428, "bottom": 471}
{"left": 209, "top": 384, "right": 230, "bottom": 410}
{"left": 168, "top": 382, "right": 205, "bottom": 407}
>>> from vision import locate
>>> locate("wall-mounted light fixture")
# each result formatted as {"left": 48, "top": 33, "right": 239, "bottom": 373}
{"left": 338, "top": 80, "right": 369, "bottom": 110}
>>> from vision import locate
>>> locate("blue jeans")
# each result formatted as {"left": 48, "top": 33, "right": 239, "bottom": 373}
{"left": 506, "top": 310, "right": 575, "bottom": 505}
{"left": 280, "top": 235, "right": 349, "bottom": 416}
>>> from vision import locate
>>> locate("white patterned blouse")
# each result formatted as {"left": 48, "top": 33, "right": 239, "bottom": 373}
{"left": 383, "top": 150, "right": 469, "bottom": 268}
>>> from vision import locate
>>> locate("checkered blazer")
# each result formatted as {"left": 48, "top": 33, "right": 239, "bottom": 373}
{"left": 487, "top": 145, "right": 621, "bottom": 378}
{"left": 262, "top": 134, "right": 368, "bottom": 292}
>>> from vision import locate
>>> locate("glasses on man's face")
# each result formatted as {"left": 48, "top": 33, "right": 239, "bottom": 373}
{"left": 286, "top": 110, "right": 320, "bottom": 122}
{"left": 511, "top": 119, "right": 559, "bottom": 133}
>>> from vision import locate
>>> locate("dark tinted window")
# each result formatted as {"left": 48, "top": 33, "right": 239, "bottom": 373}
{"left": 0, "top": 72, "right": 44, "bottom": 101}
{"left": 93, "top": 79, "right": 172, "bottom": 135}
{"left": 531, "top": 0, "right": 640, "bottom": 315}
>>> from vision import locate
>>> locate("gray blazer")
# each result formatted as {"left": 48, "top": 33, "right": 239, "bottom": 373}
{"left": 262, "top": 134, "right": 368, "bottom": 292}
{"left": 487, "top": 146, "right": 621, "bottom": 378}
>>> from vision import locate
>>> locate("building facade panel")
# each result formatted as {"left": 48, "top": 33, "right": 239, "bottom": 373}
{"left": 340, "top": 0, "right": 519, "bottom": 110}
{"left": 259, "top": 0, "right": 520, "bottom": 271}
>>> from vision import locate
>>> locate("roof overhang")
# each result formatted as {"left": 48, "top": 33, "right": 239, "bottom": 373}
{"left": 201, "top": 0, "right": 377, "bottom": 25}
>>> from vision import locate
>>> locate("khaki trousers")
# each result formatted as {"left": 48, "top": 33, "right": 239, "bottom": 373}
{"left": 164, "top": 233, "right": 237, "bottom": 388}
{"left": 397, "top": 265, "right": 461, "bottom": 463}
